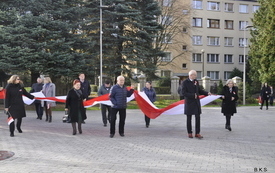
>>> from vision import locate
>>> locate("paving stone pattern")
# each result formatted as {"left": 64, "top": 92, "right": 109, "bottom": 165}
{"left": 0, "top": 106, "right": 274, "bottom": 173}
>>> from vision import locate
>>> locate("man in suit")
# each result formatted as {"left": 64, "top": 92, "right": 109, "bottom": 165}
{"left": 182, "top": 70, "right": 211, "bottom": 139}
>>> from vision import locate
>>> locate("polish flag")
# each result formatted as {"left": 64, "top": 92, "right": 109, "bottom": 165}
{"left": 7, "top": 116, "right": 14, "bottom": 125}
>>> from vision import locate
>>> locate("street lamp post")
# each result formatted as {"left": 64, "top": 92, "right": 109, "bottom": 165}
{"left": 243, "top": 25, "right": 253, "bottom": 105}
{"left": 99, "top": 0, "right": 103, "bottom": 86}
{"left": 99, "top": 1, "right": 110, "bottom": 86}
{"left": 201, "top": 49, "right": 205, "bottom": 78}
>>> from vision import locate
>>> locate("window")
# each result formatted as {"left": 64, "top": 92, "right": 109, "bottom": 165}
{"left": 161, "top": 16, "right": 172, "bottom": 25}
{"left": 253, "top": 5, "right": 260, "bottom": 13}
{"left": 225, "top": 3, "right": 234, "bottom": 12}
{"left": 207, "top": 19, "right": 220, "bottom": 28}
{"left": 239, "top": 55, "right": 247, "bottom": 63}
{"left": 197, "top": 71, "right": 202, "bottom": 79}
{"left": 207, "top": 1, "right": 220, "bottom": 11}
{"left": 161, "top": 70, "right": 171, "bottom": 77}
{"left": 224, "top": 71, "right": 232, "bottom": 80}
{"left": 239, "top": 21, "right": 248, "bottom": 30}
{"left": 239, "top": 4, "right": 248, "bottom": 13}
{"left": 192, "top": 53, "right": 202, "bottom": 62}
{"left": 182, "top": 63, "right": 187, "bottom": 69}
{"left": 225, "top": 20, "right": 234, "bottom": 29}
{"left": 193, "top": 0, "right": 202, "bottom": 9}
{"left": 239, "top": 38, "right": 248, "bottom": 47}
{"left": 224, "top": 54, "right": 233, "bottom": 63}
{"left": 207, "top": 71, "right": 219, "bottom": 80}
{"left": 207, "top": 54, "right": 219, "bottom": 63}
{"left": 207, "top": 36, "right": 220, "bottom": 46}
{"left": 163, "top": 0, "right": 172, "bottom": 7}
{"left": 161, "top": 52, "right": 171, "bottom": 62}
{"left": 193, "top": 35, "right": 202, "bottom": 45}
{"left": 224, "top": 37, "right": 233, "bottom": 46}
{"left": 182, "top": 45, "right": 187, "bottom": 51}
{"left": 162, "top": 34, "right": 172, "bottom": 43}
{"left": 193, "top": 18, "right": 202, "bottom": 27}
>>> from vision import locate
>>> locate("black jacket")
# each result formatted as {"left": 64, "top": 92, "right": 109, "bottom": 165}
{"left": 65, "top": 88, "right": 87, "bottom": 122}
{"left": 260, "top": 86, "right": 271, "bottom": 100}
{"left": 109, "top": 84, "right": 134, "bottom": 109}
{"left": 78, "top": 79, "right": 91, "bottom": 99}
{"left": 182, "top": 79, "right": 208, "bottom": 115}
{"left": 221, "top": 86, "right": 238, "bottom": 115}
{"left": 5, "top": 83, "right": 34, "bottom": 119}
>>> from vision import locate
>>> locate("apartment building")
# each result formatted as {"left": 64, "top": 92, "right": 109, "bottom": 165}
{"left": 157, "top": 0, "right": 259, "bottom": 82}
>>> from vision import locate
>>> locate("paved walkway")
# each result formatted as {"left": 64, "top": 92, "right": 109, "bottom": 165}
{"left": 0, "top": 106, "right": 274, "bottom": 173}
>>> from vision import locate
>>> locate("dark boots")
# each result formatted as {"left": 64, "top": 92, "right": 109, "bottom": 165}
{"left": 225, "top": 124, "right": 232, "bottom": 131}
{"left": 72, "top": 122, "right": 77, "bottom": 135}
{"left": 78, "top": 122, "right": 82, "bottom": 134}
{"left": 71, "top": 122, "right": 82, "bottom": 135}
{"left": 48, "top": 115, "right": 52, "bottom": 123}
{"left": 45, "top": 115, "right": 48, "bottom": 122}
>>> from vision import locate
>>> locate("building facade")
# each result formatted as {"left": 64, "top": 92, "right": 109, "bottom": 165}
{"left": 157, "top": 0, "right": 259, "bottom": 83}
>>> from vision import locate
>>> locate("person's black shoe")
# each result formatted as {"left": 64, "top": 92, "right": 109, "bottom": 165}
{"left": 104, "top": 124, "right": 107, "bottom": 127}
{"left": 37, "top": 117, "right": 39, "bottom": 119}
{"left": 110, "top": 134, "right": 114, "bottom": 138}
{"left": 227, "top": 125, "right": 232, "bottom": 131}
{"left": 260, "top": 107, "right": 262, "bottom": 110}
{"left": 120, "top": 133, "right": 125, "bottom": 137}
{"left": 146, "top": 125, "right": 149, "bottom": 128}
{"left": 10, "top": 132, "right": 14, "bottom": 137}
{"left": 18, "top": 129, "right": 23, "bottom": 133}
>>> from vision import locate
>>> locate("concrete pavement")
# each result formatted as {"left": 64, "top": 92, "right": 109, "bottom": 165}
{"left": 0, "top": 106, "right": 275, "bottom": 173}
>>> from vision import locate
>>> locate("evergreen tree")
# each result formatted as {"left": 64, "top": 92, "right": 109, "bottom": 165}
{"left": 100, "top": 0, "right": 163, "bottom": 81}
{"left": 249, "top": 0, "right": 275, "bottom": 87}
{"left": 0, "top": 0, "right": 96, "bottom": 83}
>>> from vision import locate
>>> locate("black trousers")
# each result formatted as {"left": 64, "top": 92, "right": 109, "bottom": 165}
{"left": 101, "top": 104, "right": 111, "bottom": 125}
{"left": 186, "top": 114, "right": 200, "bottom": 134}
{"left": 35, "top": 102, "right": 43, "bottom": 118}
{"left": 225, "top": 114, "right": 232, "bottom": 126}
{"left": 9, "top": 118, "right": 22, "bottom": 133}
{"left": 144, "top": 115, "right": 150, "bottom": 126}
{"left": 261, "top": 98, "right": 269, "bottom": 109}
{"left": 110, "top": 108, "right": 126, "bottom": 135}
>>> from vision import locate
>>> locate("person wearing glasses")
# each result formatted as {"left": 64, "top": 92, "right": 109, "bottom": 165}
{"left": 221, "top": 79, "right": 239, "bottom": 131}
{"left": 4, "top": 75, "right": 35, "bottom": 137}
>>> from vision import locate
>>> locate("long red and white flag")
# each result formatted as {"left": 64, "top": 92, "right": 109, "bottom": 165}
{"left": 2, "top": 90, "right": 221, "bottom": 118}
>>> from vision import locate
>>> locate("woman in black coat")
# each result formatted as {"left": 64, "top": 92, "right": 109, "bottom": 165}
{"left": 260, "top": 83, "right": 271, "bottom": 110}
{"left": 4, "top": 75, "right": 35, "bottom": 137}
{"left": 221, "top": 79, "right": 239, "bottom": 131}
{"left": 65, "top": 80, "right": 87, "bottom": 135}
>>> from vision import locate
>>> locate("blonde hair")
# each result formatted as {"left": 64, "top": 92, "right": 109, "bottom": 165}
{"left": 44, "top": 77, "right": 52, "bottom": 83}
{"left": 7, "top": 75, "right": 19, "bottom": 84}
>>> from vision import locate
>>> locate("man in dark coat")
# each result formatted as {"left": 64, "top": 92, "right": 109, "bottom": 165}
{"left": 109, "top": 76, "right": 134, "bottom": 138}
{"left": 182, "top": 70, "right": 210, "bottom": 139}
{"left": 30, "top": 77, "right": 44, "bottom": 120}
{"left": 78, "top": 73, "right": 91, "bottom": 123}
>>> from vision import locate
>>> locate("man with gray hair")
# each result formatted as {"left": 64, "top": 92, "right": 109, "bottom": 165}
{"left": 181, "top": 70, "right": 211, "bottom": 139}
{"left": 109, "top": 76, "right": 134, "bottom": 138}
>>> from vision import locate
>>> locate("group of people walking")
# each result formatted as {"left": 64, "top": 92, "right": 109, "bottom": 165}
{"left": 3, "top": 70, "right": 272, "bottom": 138}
